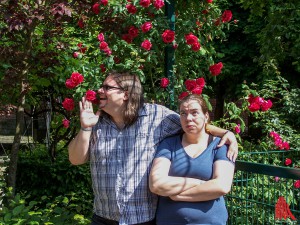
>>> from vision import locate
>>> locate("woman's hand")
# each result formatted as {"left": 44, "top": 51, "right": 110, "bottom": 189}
{"left": 217, "top": 131, "right": 238, "bottom": 162}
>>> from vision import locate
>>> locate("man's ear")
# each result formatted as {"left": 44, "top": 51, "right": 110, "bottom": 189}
{"left": 123, "top": 91, "right": 129, "bottom": 100}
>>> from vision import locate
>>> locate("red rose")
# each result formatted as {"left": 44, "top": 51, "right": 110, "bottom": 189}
{"left": 222, "top": 10, "right": 232, "bottom": 23}
{"left": 248, "top": 102, "right": 260, "bottom": 112}
{"left": 97, "top": 33, "right": 105, "bottom": 42}
{"left": 141, "top": 22, "right": 152, "bottom": 33}
{"left": 70, "top": 72, "right": 84, "bottom": 85}
{"left": 153, "top": 0, "right": 164, "bottom": 9}
{"left": 191, "top": 87, "right": 203, "bottom": 95}
{"left": 235, "top": 124, "right": 241, "bottom": 134}
{"left": 294, "top": 180, "right": 300, "bottom": 189}
{"left": 65, "top": 79, "right": 76, "bottom": 89}
{"left": 62, "top": 98, "right": 75, "bottom": 111}
{"left": 100, "top": 0, "right": 108, "bottom": 6}
{"left": 206, "top": 0, "right": 213, "bottom": 3}
{"left": 62, "top": 118, "right": 70, "bottom": 128}
{"left": 78, "top": 19, "right": 84, "bottom": 28}
{"left": 261, "top": 99, "right": 273, "bottom": 111}
{"left": 282, "top": 142, "right": 290, "bottom": 150}
{"left": 185, "top": 33, "right": 198, "bottom": 45}
{"left": 139, "top": 0, "right": 151, "bottom": 8}
{"left": 141, "top": 39, "right": 152, "bottom": 51}
{"left": 103, "top": 47, "right": 112, "bottom": 56}
{"left": 128, "top": 26, "right": 139, "bottom": 38}
{"left": 100, "top": 64, "right": 106, "bottom": 73}
{"left": 92, "top": 3, "right": 100, "bottom": 14}
{"left": 178, "top": 92, "right": 189, "bottom": 100}
{"left": 86, "top": 90, "right": 97, "bottom": 101}
{"left": 285, "top": 158, "right": 292, "bottom": 166}
{"left": 184, "top": 79, "right": 197, "bottom": 91}
{"left": 126, "top": 4, "right": 137, "bottom": 14}
{"left": 122, "top": 34, "right": 133, "bottom": 44}
{"left": 191, "top": 42, "right": 201, "bottom": 51}
{"left": 160, "top": 78, "right": 169, "bottom": 88}
{"left": 209, "top": 62, "right": 223, "bottom": 76}
{"left": 162, "top": 30, "right": 175, "bottom": 43}
{"left": 99, "top": 41, "right": 108, "bottom": 50}
{"left": 196, "top": 77, "right": 205, "bottom": 88}
{"left": 73, "top": 52, "right": 79, "bottom": 58}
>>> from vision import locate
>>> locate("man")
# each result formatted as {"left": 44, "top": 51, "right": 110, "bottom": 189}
{"left": 68, "top": 71, "right": 238, "bottom": 225}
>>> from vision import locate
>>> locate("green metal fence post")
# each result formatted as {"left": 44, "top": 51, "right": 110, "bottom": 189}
{"left": 165, "top": 0, "right": 176, "bottom": 110}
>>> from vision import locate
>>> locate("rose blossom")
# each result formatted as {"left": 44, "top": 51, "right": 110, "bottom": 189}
{"left": 191, "top": 42, "right": 201, "bottom": 51}
{"left": 222, "top": 10, "right": 232, "bottom": 23}
{"left": 73, "top": 52, "right": 79, "bottom": 58}
{"left": 97, "top": 33, "right": 105, "bottom": 42}
{"left": 153, "top": 0, "right": 164, "bottom": 9}
{"left": 102, "top": 47, "right": 112, "bottom": 56}
{"left": 209, "top": 62, "right": 223, "bottom": 76}
{"left": 191, "top": 87, "right": 203, "bottom": 95}
{"left": 196, "top": 77, "right": 205, "bottom": 88}
{"left": 178, "top": 92, "right": 189, "bottom": 100}
{"left": 100, "top": 64, "right": 106, "bottom": 73}
{"left": 248, "top": 102, "right": 260, "bottom": 112}
{"left": 282, "top": 141, "right": 290, "bottom": 150}
{"left": 274, "top": 177, "right": 280, "bottom": 182}
{"left": 128, "top": 26, "right": 139, "bottom": 38}
{"left": 62, "top": 98, "right": 75, "bottom": 111}
{"left": 86, "top": 90, "right": 97, "bottom": 101}
{"left": 162, "top": 30, "right": 175, "bottom": 43}
{"left": 126, "top": 4, "right": 137, "bottom": 14}
{"left": 141, "top": 39, "right": 152, "bottom": 51}
{"left": 206, "top": 0, "right": 213, "bottom": 3}
{"left": 185, "top": 33, "right": 198, "bottom": 45}
{"left": 285, "top": 158, "right": 292, "bottom": 166}
{"left": 184, "top": 80, "right": 197, "bottom": 91}
{"left": 122, "top": 34, "right": 133, "bottom": 43}
{"left": 294, "top": 180, "right": 300, "bottom": 189}
{"left": 235, "top": 124, "right": 241, "bottom": 134}
{"left": 160, "top": 78, "right": 169, "bottom": 88}
{"left": 261, "top": 99, "right": 273, "bottom": 111}
{"left": 99, "top": 41, "right": 108, "bottom": 50}
{"left": 92, "top": 3, "right": 100, "bottom": 14}
{"left": 70, "top": 72, "right": 84, "bottom": 85}
{"left": 78, "top": 19, "right": 84, "bottom": 28}
{"left": 141, "top": 22, "right": 152, "bottom": 33}
{"left": 65, "top": 79, "right": 76, "bottom": 89}
{"left": 100, "top": 0, "right": 108, "bottom": 6}
{"left": 62, "top": 118, "right": 70, "bottom": 128}
{"left": 139, "top": 0, "right": 151, "bottom": 8}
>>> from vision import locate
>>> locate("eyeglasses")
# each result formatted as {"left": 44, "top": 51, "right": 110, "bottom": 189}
{"left": 99, "top": 84, "right": 124, "bottom": 91}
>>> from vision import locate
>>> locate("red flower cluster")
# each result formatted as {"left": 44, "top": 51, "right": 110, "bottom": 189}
{"left": 62, "top": 98, "right": 75, "bottom": 111}
{"left": 73, "top": 42, "right": 87, "bottom": 58}
{"left": 65, "top": 72, "right": 84, "bottom": 89}
{"left": 269, "top": 131, "right": 290, "bottom": 150}
{"left": 209, "top": 62, "right": 223, "bottom": 76}
{"left": 160, "top": 77, "right": 169, "bottom": 88}
{"left": 92, "top": 0, "right": 108, "bottom": 14}
{"left": 97, "top": 33, "right": 112, "bottom": 56}
{"left": 185, "top": 33, "right": 201, "bottom": 52}
{"left": 248, "top": 94, "right": 273, "bottom": 112}
{"left": 179, "top": 78, "right": 206, "bottom": 99}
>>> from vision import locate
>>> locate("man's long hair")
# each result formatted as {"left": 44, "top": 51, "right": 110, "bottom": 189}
{"left": 110, "top": 71, "right": 144, "bottom": 127}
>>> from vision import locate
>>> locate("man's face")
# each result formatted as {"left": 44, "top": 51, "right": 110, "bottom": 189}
{"left": 97, "top": 75, "right": 128, "bottom": 113}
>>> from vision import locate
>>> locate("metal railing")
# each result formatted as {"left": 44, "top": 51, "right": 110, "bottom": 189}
{"left": 226, "top": 151, "right": 300, "bottom": 224}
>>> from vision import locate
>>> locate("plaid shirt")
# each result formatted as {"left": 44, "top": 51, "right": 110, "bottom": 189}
{"left": 89, "top": 103, "right": 181, "bottom": 225}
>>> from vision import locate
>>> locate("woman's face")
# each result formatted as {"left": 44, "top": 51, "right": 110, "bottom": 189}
{"left": 179, "top": 100, "right": 209, "bottom": 135}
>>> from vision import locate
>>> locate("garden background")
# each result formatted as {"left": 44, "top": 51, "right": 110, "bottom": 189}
{"left": 0, "top": 0, "right": 299, "bottom": 224}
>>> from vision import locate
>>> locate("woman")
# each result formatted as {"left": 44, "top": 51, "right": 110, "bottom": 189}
{"left": 149, "top": 94, "right": 235, "bottom": 225}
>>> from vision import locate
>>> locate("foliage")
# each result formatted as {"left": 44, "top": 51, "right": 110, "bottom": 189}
{"left": 0, "top": 188, "right": 90, "bottom": 225}
{"left": 15, "top": 144, "right": 93, "bottom": 216}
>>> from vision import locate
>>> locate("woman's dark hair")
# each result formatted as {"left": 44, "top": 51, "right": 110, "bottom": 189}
{"left": 109, "top": 71, "right": 144, "bottom": 126}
